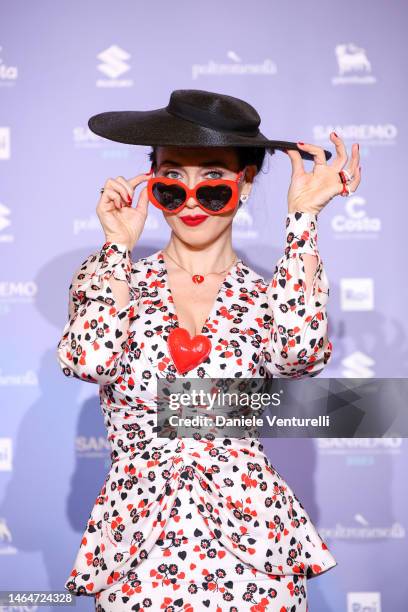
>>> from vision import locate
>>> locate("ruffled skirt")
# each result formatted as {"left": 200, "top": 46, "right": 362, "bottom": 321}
{"left": 64, "top": 438, "right": 336, "bottom": 610}
{"left": 94, "top": 480, "right": 308, "bottom": 611}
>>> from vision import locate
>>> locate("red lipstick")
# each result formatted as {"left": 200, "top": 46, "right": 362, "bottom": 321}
{"left": 179, "top": 215, "right": 208, "bottom": 226}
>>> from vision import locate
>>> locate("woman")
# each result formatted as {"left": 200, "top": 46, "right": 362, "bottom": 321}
{"left": 57, "top": 90, "right": 360, "bottom": 611}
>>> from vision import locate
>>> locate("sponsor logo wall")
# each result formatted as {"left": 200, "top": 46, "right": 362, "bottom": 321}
{"left": 1, "top": 2, "right": 406, "bottom": 610}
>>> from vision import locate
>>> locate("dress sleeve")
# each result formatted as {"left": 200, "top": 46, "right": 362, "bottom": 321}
{"left": 56, "top": 241, "right": 140, "bottom": 385}
{"left": 261, "top": 211, "right": 333, "bottom": 378}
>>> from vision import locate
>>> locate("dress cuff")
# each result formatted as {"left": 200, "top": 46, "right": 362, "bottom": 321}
{"left": 99, "top": 241, "right": 132, "bottom": 281}
{"left": 285, "top": 211, "right": 318, "bottom": 256}
{"left": 73, "top": 242, "right": 139, "bottom": 317}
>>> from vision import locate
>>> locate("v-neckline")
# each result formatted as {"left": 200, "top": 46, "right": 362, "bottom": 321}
{"left": 154, "top": 248, "right": 242, "bottom": 337}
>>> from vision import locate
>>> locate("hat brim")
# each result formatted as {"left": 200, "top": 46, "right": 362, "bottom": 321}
{"left": 88, "top": 108, "right": 332, "bottom": 162}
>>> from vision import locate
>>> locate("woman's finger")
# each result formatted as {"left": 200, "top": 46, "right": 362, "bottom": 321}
{"left": 119, "top": 173, "right": 152, "bottom": 207}
{"left": 105, "top": 178, "right": 131, "bottom": 205}
{"left": 115, "top": 176, "right": 133, "bottom": 202}
{"left": 346, "top": 163, "right": 361, "bottom": 194}
{"left": 296, "top": 142, "right": 327, "bottom": 166}
{"left": 345, "top": 143, "right": 360, "bottom": 177}
{"left": 99, "top": 188, "right": 123, "bottom": 210}
{"left": 127, "top": 172, "right": 153, "bottom": 190}
{"left": 285, "top": 148, "right": 305, "bottom": 176}
{"left": 134, "top": 185, "right": 150, "bottom": 215}
{"left": 328, "top": 132, "right": 348, "bottom": 170}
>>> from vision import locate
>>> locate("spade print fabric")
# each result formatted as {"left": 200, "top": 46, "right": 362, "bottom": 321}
{"left": 57, "top": 211, "right": 337, "bottom": 611}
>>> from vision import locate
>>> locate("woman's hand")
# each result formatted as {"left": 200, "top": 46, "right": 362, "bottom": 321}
{"left": 285, "top": 132, "right": 361, "bottom": 215}
{"left": 96, "top": 173, "right": 151, "bottom": 250}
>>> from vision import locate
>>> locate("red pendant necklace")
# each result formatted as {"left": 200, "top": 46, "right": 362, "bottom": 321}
{"left": 164, "top": 250, "right": 237, "bottom": 284}
{"left": 163, "top": 249, "right": 238, "bottom": 375}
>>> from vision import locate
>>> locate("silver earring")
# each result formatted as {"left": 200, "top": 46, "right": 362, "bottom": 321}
{"left": 239, "top": 194, "right": 249, "bottom": 206}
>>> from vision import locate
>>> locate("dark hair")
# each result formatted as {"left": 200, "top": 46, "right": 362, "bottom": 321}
{"left": 147, "top": 145, "right": 274, "bottom": 175}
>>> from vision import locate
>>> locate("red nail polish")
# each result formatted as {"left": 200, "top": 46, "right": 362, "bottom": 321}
{"left": 297, "top": 141, "right": 304, "bottom": 145}
{"left": 127, "top": 195, "right": 132, "bottom": 203}
{"left": 357, "top": 143, "right": 359, "bottom": 150}
{"left": 333, "top": 132, "right": 338, "bottom": 137}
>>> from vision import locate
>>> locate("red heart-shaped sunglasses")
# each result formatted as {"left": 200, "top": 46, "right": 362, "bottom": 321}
{"left": 146, "top": 163, "right": 246, "bottom": 215}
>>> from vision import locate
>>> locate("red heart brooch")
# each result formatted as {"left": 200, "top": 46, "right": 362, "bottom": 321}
{"left": 167, "top": 327, "right": 212, "bottom": 374}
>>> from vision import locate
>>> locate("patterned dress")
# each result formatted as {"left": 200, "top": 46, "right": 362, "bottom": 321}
{"left": 57, "top": 211, "right": 337, "bottom": 611}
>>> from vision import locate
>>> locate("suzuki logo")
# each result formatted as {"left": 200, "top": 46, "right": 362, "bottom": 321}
{"left": 97, "top": 45, "right": 131, "bottom": 79}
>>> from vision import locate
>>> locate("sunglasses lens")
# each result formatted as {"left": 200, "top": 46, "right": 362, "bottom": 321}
{"left": 196, "top": 185, "right": 233, "bottom": 211}
{"left": 152, "top": 182, "right": 186, "bottom": 211}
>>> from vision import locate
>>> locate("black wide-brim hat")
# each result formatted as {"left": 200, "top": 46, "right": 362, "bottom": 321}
{"left": 88, "top": 89, "right": 332, "bottom": 162}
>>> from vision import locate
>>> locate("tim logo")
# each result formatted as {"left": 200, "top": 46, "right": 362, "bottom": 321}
{"left": 347, "top": 591, "right": 381, "bottom": 612}
{"left": 96, "top": 45, "right": 133, "bottom": 87}
{"left": 332, "top": 43, "right": 376, "bottom": 85}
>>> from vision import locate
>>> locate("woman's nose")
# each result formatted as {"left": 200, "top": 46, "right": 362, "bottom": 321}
{"left": 185, "top": 196, "right": 198, "bottom": 209}
{"left": 183, "top": 175, "right": 202, "bottom": 208}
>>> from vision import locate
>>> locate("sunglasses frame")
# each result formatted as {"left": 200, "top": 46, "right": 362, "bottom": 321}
{"left": 146, "top": 163, "right": 246, "bottom": 215}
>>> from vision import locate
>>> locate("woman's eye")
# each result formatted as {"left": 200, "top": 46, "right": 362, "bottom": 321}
{"left": 164, "top": 170, "right": 223, "bottom": 180}
{"left": 206, "top": 170, "right": 223, "bottom": 179}
{"left": 165, "top": 171, "right": 180, "bottom": 179}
